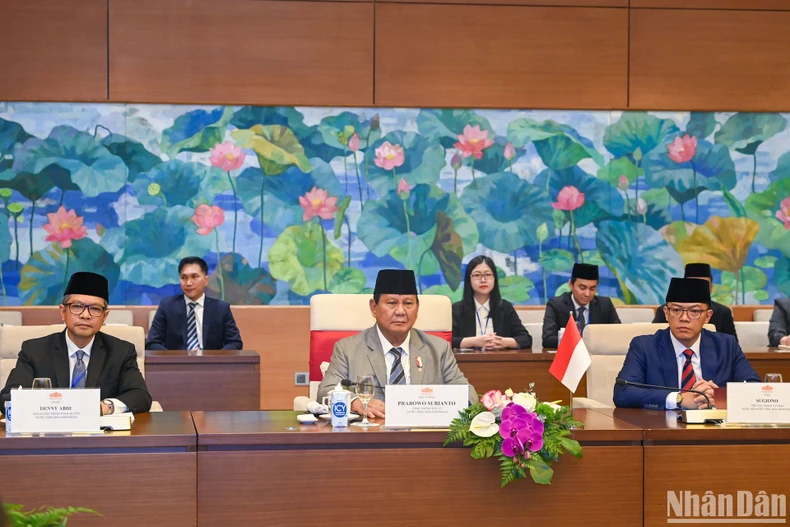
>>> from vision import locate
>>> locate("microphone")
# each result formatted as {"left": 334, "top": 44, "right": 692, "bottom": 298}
{"left": 615, "top": 378, "right": 715, "bottom": 409}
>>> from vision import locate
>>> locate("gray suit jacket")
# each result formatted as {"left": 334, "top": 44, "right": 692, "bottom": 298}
{"left": 769, "top": 298, "right": 790, "bottom": 347}
{"left": 317, "top": 326, "right": 478, "bottom": 404}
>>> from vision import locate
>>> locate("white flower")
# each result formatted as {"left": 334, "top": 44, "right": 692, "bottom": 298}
{"left": 470, "top": 411, "right": 499, "bottom": 438}
{"left": 636, "top": 197, "right": 648, "bottom": 215}
{"left": 512, "top": 392, "right": 537, "bottom": 413}
{"left": 546, "top": 402, "right": 563, "bottom": 412}
{"left": 504, "top": 388, "right": 514, "bottom": 398}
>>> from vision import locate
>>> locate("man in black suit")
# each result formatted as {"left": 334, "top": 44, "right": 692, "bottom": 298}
{"left": 1, "top": 272, "right": 152, "bottom": 415}
{"left": 542, "top": 263, "right": 620, "bottom": 348}
{"left": 768, "top": 298, "right": 790, "bottom": 347}
{"left": 653, "top": 263, "right": 738, "bottom": 341}
{"left": 146, "top": 256, "right": 243, "bottom": 351}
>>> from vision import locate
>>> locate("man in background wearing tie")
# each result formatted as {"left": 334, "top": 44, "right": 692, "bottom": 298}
{"left": 614, "top": 277, "right": 759, "bottom": 410}
{"left": 146, "top": 256, "right": 242, "bottom": 351}
{"left": 317, "top": 269, "right": 478, "bottom": 418}
{"left": 1, "top": 272, "right": 151, "bottom": 415}
{"left": 542, "top": 263, "right": 621, "bottom": 348}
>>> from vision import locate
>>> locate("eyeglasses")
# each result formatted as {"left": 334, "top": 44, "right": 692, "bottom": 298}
{"left": 470, "top": 272, "right": 495, "bottom": 281}
{"left": 64, "top": 303, "right": 106, "bottom": 317}
{"left": 666, "top": 306, "right": 707, "bottom": 320}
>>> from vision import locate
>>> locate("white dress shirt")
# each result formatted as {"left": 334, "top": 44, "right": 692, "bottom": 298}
{"left": 665, "top": 332, "right": 703, "bottom": 410}
{"left": 65, "top": 333, "right": 127, "bottom": 413}
{"left": 184, "top": 293, "right": 205, "bottom": 349}
{"left": 474, "top": 299, "right": 492, "bottom": 336}
{"left": 376, "top": 325, "right": 411, "bottom": 385}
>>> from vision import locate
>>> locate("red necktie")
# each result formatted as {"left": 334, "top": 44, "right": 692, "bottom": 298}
{"left": 681, "top": 349, "right": 697, "bottom": 391}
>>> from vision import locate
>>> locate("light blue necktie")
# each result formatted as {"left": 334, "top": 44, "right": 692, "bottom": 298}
{"left": 71, "top": 349, "right": 86, "bottom": 389}
{"left": 388, "top": 347, "right": 406, "bottom": 385}
{"left": 186, "top": 302, "right": 200, "bottom": 351}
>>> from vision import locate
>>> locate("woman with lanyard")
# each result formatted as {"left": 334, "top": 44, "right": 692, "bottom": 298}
{"left": 451, "top": 255, "right": 532, "bottom": 350}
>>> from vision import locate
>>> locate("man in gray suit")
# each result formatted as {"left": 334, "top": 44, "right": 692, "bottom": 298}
{"left": 317, "top": 269, "right": 478, "bottom": 419}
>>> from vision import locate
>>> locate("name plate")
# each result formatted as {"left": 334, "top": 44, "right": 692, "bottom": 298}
{"left": 727, "top": 383, "right": 790, "bottom": 424}
{"left": 385, "top": 384, "right": 468, "bottom": 428}
{"left": 10, "top": 389, "right": 101, "bottom": 433}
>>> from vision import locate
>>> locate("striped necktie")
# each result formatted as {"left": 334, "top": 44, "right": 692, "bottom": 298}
{"left": 388, "top": 347, "right": 406, "bottom": 385}
{"left": 71, "top": 349, "right": 86, "bottom": 389}
{"left": 576, "top": 306, "right": 586, "bottom": 335}
{"left": 681, "top": 349, "right": 698, "bottom": 391}
{"left": 187, "top": 302, "right": 200, "bottom": 351}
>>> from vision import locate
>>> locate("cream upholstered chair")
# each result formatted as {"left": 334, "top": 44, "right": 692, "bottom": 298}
{"left": 616, "top": 307, "right": 656, "bottom": 324}
{"left": 734, "top": 321, "right": 769, "bottom": 349}
{"left": 574, "top": 322, "right": 717, "bottom": 408}
{"left": 105, "top": 309, "right": 134, "bottom": 326}
{"left": 0, "top": 311, "right": 22, "bottom": 326}
{"left": 0, "top": 325, "right": 161, "bottom": 411}
{"left": 294, "top": 294, "right": 452, "bottom": 411}
{"left": 753, "top": 309, "right": 773, "bottom": 322}
{"left": 522, "top": 323, "right": 543, "bottom": 351}
{"left": 517, "top": 309, "right": 545, "bottom": 325}
{"left": 148, "top": 310, "right": 157, "bottom": 328}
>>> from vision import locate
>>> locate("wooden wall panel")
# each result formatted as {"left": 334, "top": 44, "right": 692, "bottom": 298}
{"left": 632, "top": 0, "right": 790, "bottom": 9}
{"left": 109, "top": 0, "right": 373, "bottom": 105}
{"left": 375, "top": 5, "right": 628, "bottom": 109}
{"left": 380, "top": 0, "right": 627, "bottom": 6}
{"left": 630, "top": 9, "right": 790, "bottom": 111}
{"left": 0, "top": 0, "right": 107, "bottom": 101}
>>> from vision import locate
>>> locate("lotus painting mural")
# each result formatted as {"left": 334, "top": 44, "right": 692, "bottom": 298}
{"left": 0, "top": 103, "right": 787, "bottom": 306}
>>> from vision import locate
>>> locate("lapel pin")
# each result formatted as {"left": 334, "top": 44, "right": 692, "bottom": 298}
{"left": 416, "top": 356, "right": 423, "bottom": 372}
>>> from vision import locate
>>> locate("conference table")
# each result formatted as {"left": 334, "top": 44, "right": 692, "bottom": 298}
{"left": 192, "top": 409, "right": 642, "bottom": 527}
{"left": 0, "top": 412, "right": 197, "bottom": 527}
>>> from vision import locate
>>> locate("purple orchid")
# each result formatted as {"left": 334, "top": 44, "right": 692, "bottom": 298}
{"left": 499, "top": 403, "right": 545, "bottom": 458}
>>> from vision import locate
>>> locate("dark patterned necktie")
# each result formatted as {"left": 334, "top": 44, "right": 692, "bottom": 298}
{"left": 71, "top": 349, "right": 86, "bottom": 389}
{"left": 681, "top": 349, "right": 698, "bottom": 391}
{"left": 576, "top": 306, "right": 586, "bottom": 335}
{"left": 388, "top": 347, "right": 406, "bottom": 385}
{"left": 187, "top": 302, "right": 200, "bottom": 351}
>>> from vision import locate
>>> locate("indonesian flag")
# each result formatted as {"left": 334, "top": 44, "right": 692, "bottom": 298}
{"left": 549, "top": 314, "right": 591, "bottom": 393}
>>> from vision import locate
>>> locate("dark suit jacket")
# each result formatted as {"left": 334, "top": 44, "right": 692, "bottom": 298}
{"left": 542, "top": 292, "right": 621, "bottom": 348}
{"left": 1, "top": 330, "right": 152, "bottom": 413}
{"left": 613, "top": 328, "right": 759, "bottom": 409}
{"left": 653, "top": 301, "right": 738, "bottom": 341}
{"left": 768, "top": 298, "right": 790, "bottom": 347}
{"left": 451, "top": 300, "right": 532, "bottom": 349}
{"left": 146, "top": 295, "right": 243, "bottom": 350}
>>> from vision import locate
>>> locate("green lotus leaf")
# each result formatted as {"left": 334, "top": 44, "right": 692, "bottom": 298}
{"left": 541, "top": 249, "right": 575, "bottom": 273}
{"left": 507, "top": 118, "right": 603, "bottom": 169}
{"left": 596, "top": 156, "right": 643, "bottom": 187}
{"left": 430, "top": 211, "right": 464, "bottom": 291}
{"left": 327, "top": 267, "right": 367, "bottom": 294}
{"left": 232, "top": 125, "right": 311, "bottom": 176}
{"left": 19, "top": 238, "right": 120, "bottom": 305}
{"left": 745, "top": 177, "right": 790, "bottom": 258}
{"left": 754, "top": 256, "right": 777, "bottom": 269}
{"left": 0, "top": 118, "right": 32, "bottom": 169}
{"left": 603, "top": 112, "right": 678, "bottom": 158}
{"left": 714, "top": 113, "right": 787, "bottom": 155}
{"left": 534, "top": 166, "right": 624, "bottom": 227}
{"left": 362, "top": 131, "right": 445, "bottom": 196}
{"left": 722, "top": 266, "right": 767, "bottom": 295}
{"left": 207, "top": 253, "right": 276, "bottom": 304}
{"left": 133, "top": 160, "right": 227, "bottom": 206}
{"left": 415, "top": 109, "right": 493, "bottom": 150}
{"left": 498, "top": 275, "right": 533, "bottom": 303}
{"left": 101, "top": 133, "right": 161, "bottom": 181}
{"left": 317, "top": 111, "right": 381, "bottom": 151}
{"left": 421, "top": 284, "right": 463, "bottom": 303}
{"left": 269, "top": 222, "right": 344, "bottom": 296}
{"left": 161, "top": 106, "right": 234, "bottom": 156}
{"left": 686, "top": 112, "right": 718, "bottom": 140}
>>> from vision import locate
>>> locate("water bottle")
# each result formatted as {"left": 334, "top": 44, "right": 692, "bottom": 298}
{"left": 330, "top": 383, "right": 350, "bottom": 428}
{"left": 4, "top": 400, "right": 11, "bottom": 434}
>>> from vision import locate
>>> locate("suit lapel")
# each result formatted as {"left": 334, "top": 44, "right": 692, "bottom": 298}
{"left": 562, "top": 293, "right": 575, "bottom": 324}
{"left": 409, "top": 329, "right": 425, "bottom": 385}
{"left": 177, "top": 295, "right": 188, "bottom": 348}
{"left": 54, "top": 331, "right": 71, "bottom": 388}
{"left": 464, "top": 307, "right": 476, "bottom": 338}
{"left": 86, "top": 333, "right": 106, "bottom": 388}
{"left": 699, "top": 330, "right": 717, "bottom": 384}
{"left": 365, "top": 327, "right": 389, "bottom": 390}
{"left": 202, "top": 297, "right": 214, "bottom": 348}
{"left": 658, "top": 330, "right": 680, "bottom": 388}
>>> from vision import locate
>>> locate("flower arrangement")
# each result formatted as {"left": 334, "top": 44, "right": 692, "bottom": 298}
{"left": 444, "top": 385, "right": 582, "bottom": 487}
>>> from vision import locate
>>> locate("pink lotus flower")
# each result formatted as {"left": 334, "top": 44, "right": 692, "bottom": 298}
{"left": 637, "top": 198, "right": 648, "bottom": 215}
{"left": 504, "top": 142, "right": 516, "bottom": 161}
{"left": 192, "top": 204, "right": 225, "bottom": 235}
{"left": 777, "top": 196, "right": 790, "bottom": 229}
{"left": 299, "top": 187, "right": 339, "bottom": 222}
{"left": 552, "top": 186, "right": 585, "bottom": 212}
{"left": 481, "top": 390, "right": 510, "bottom": 417}
{"left": 374, "top": 142, "right": 405, "bottom": 170}
{"left": 397, "top": 178, "right": 410, "bottom": 196}
{"left": 667, "top": 134, "right": 697, "bottom": 164}
{"left": 454, "top": 125, "right": 494, "bottom": 160}
{"left": 43, "top": 206, "right": 88, "bottom": 249}
{"left": 450, "top": 152, "right": 463, "bottom": 171}
{"left": 618, "top": 175, "right": 629, "bottom": 190}
{"left": 348, "top": 133, "right": 360, "bottom": 153}
{"left": 209, "top": 141, "right": 246, "bottom": 171}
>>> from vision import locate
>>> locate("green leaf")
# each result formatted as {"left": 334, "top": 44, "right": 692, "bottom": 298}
{"left": 498, "top": 275, "right": 533, "bottom": 303}
{"left": 233, "top": 125, "right": 312, "bottom": 175}
{"left": 133, "top": 160, "right": 226, "bottom": 207}
{"left": 753, "top": 290, "right": 770, "bottom": 301}
{"left": 101, "top": 132, "right": 162, "bottom": 182}
{"left": 415, "top": 109, "right": 493, "bottom": 149}
{"left": 603, "top": 112, "right": 678, "bottom": 158}
{"left": 529, "top": 455, "right": 554, "bottom": 485}
{"left": 596, "top": 156, "right": 643, "bottom": 187}
{"left": 430, "top": 211, "right": 464, "bottom": 291}
{"left": 269, "top": 222, "right": 344, "bottom": 296}
{"left": 581, "top": 250, "right": 605, "bottom": 266}
{"left": 560, "top": 437, "right": 583, "bottom": 458}
{"left": 422, "top": 284, "right": 463, "bottom": 302}
{"left": 161, "top": 106, "right": 234, "bottom": 156}
{"left": 362, "top": 131, "right": 445, "bottom": 196}
{"left": 333, "top": 195, "right": 351, "bottom": 240}
{"left": 754, "top": 256, "right": 777, "bottom": 269}
{"left": 507, "top": 118, "right": 603, "bottom": 169}
{"left": 541, "top": 248, "right": 574, "bottom": 273}
{"left": 207, "top": 253, "right": 276, "bottom": 305}
{"left": 536, "top": 222, "right": 549, "bottom": 243}
{"left": 327, "top": 267, "right": 367, "bottom": 294}
{"left": 721, "top": 266, "right": 767, "bottom": 293}
{"left": 686, "top": 112, "right": 718, "bottom": 139}
{"left": 714, "top": 113, "right": 787, "bottom": 155}
{"left": 721, "top": 186, "right": 746, "bottom": 218}
{"left": 745, "top": 177, "right": 790, "bottom": 258}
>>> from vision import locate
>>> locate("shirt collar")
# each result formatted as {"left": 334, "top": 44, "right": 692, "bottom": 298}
{"left": 571, "top": 296, "right": 589, "bottom": 312}
{"left": 65, "top": 332, "right": 95, "bottom": 358}
{"left": 669, "top": 330, "right": 701, "bottom": 358}
{"left": 185, "top": 294, "right": 205, "bottom": 307}
{"left": 375, "top": 324, "right": 410, "bottom": 358}
{"left": 474, "top": 298, "right": 490, "bottom": 314}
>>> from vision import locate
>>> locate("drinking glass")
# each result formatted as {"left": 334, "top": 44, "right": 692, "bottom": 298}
{"left": 764, "top": 373, "right": 783, "bottom": 383}
{"left": 31, "top": 378, "right": 52, "bottom": 389}
{"left": 352, "top": 374, "right": 379, "bottom": 428}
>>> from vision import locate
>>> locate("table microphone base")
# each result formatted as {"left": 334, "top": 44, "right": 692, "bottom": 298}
{"left": 678, "top": 409, "right": 727, "bottom": 424}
